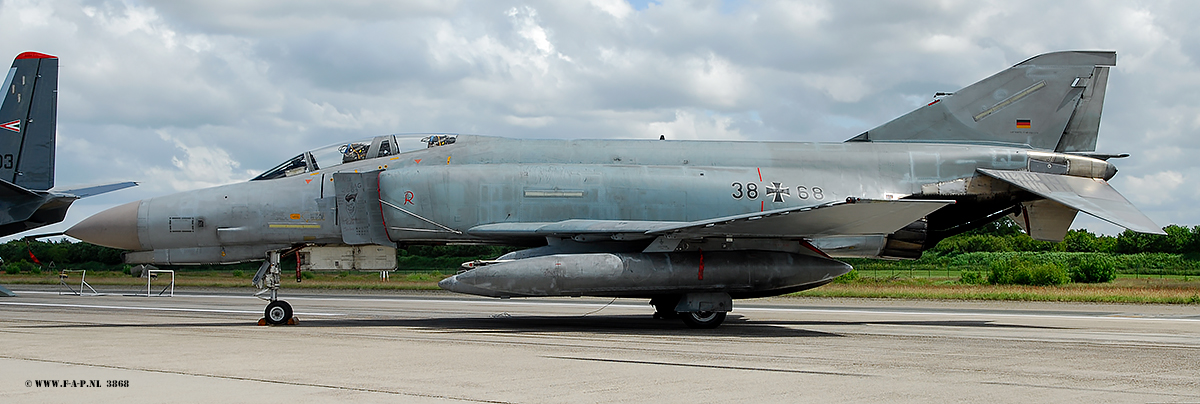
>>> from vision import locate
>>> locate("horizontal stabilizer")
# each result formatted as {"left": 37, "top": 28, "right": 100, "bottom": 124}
{"left": 54, "top": 181, "right": 138, "bottom": 198}
{"left": 978, "top": 169, "right": 1165, "bottom": 235}
{"left": 0, "top": 178, "right": 40, "bottom": 198}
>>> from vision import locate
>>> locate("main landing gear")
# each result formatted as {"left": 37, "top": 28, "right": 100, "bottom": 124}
{"left": 254, "top": 251, "right": 296, "bottom": 325}
{"left": 680, "top": 311, "right": 727, "bottom": 329}
{"left": 650, "top": 293, "right": 730, "bottom": 329}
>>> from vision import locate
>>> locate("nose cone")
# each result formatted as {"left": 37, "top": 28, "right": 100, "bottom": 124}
{"left": 66, "top": 200, "right": 142, "bottom": 250}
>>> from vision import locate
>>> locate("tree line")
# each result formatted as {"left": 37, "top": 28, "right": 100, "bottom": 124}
{"left": 930, "top": 219, "right": 1200, "bottom": 255}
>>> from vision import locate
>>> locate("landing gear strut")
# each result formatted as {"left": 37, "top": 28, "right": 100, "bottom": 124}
{"left": 650, "top": 294, "right": 730, "bottom": 328}
{"left": 254, "top": 251, "right": 295, "bottom": 325}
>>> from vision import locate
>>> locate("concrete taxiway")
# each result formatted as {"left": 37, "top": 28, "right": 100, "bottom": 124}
{"left": 1, "top": 285, "right": 1198, "bottom": 403}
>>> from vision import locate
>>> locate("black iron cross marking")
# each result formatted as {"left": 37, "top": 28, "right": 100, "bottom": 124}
{"left": 766, "top": 182, "right": 789, "bottom": 202}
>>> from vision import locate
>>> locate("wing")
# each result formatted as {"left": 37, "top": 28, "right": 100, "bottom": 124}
{"left": 467, "top": 198, "right": 955, "bottom": 241}
{"left": 646, "top": 199, "right": 955, "bottom": 239}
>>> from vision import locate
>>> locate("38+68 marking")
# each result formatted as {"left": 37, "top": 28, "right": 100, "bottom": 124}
{"left": 731, "top": 182, "right": 823, "bottom": 201}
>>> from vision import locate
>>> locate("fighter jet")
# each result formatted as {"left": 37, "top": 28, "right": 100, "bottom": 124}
{"left": 68, "top": 50, "right": 1161, "bottom": 328}
{"left": 0, "top": 52, "right": 136, "bottom": 237}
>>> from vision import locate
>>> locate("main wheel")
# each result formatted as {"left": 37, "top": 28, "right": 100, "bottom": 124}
{"left": 680, "top": 311, "right": 726, "bottom": 329}
{"left": 265, "top": 300, "right": 293, "bottom": 325}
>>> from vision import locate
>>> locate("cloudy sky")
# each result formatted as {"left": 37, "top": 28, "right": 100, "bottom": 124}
{"left": 1, "top": 0, "right": 1197, "bottom": 239}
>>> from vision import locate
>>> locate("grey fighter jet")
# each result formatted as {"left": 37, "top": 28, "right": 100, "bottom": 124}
{"left": 0, "top": 52, "right": 135, "bottom": 237}
{"left": 68, "top": 50, "right": 1161, "bottom": 328}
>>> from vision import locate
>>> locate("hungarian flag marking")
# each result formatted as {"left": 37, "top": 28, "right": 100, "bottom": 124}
{"left": 1, "top": 120, "right": 19, "bottom": 133}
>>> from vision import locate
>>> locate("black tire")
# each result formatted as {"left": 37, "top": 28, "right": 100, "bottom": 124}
{"left": 265, "top": 300, "right": 293, "bottom": 325}
{"left": 680, "top": 311, "right": 726, "bottom": 329}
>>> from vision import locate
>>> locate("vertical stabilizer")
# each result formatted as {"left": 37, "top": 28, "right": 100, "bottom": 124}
{"left": 0, "top": 52, "right": 57, "bottom": 191}
{"left": 848, "top": 51, "right": 1115, "bottom": 151}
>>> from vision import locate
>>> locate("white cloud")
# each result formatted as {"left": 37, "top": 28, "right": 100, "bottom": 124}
{"left": 503, "top": 115, "right": 555, "bottom": 128}
{"left": 646, "top": 109, "right": 746, "bottom": 141}
{"left": 588, "top": 0, "right": 633, "bottom": 19}
{"left": 1122, "top": 171, "right": 1186, "bottom": 207}
{"left": 148, "top": 131, "right": 258, "bottom": 191}
{"left": 800, "top": 73, "right": 870, "bottom": 103}
{"left": 13, "top": 0, "right": 54, "bottom": 26}
{"left": 685, "top": 53, "right": 746, "bottom": 106}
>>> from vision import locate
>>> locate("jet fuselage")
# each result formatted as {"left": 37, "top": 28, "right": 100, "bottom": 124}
{"left": 78, "top": 135, "right": 1108, "bottom": 264}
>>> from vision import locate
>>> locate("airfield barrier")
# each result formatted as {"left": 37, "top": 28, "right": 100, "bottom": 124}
{"left": 58, "top": 270, "right": 100, "bottom": 296}
{"left": 142, "top": 269, "right": 175, "bottom": 297}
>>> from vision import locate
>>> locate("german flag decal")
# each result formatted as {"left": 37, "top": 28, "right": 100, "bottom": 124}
{"left": 1016, "top": 119, "right": 1031, "bottom": 129}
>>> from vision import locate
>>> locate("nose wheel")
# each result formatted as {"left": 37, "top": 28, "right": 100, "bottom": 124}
{"left": 264, "top": 300, "right": 293, "bottom": 325}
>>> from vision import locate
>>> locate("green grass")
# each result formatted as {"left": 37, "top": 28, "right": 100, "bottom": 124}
{"left": 4, "top": 260, "right": 1199, "bottom": 304}
{"left": 797, "top": 275, "right": 1200, "bottom": 304}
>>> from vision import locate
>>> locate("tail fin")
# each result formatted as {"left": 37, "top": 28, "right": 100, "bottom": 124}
{"left": 847, "top": 51, "right": 1115, "bottom": 151}
{"left": 0, "top": 52, "right": 57, "bottom": 191}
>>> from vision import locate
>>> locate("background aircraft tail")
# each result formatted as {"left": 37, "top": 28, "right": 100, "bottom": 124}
{"left": 847, "top": 50, "right": 1115, "bottom": 152}
{"left": 0, "top": 52, "right": 57, "bottom": 191}
{"left": 0, "top": 52, "right": 135, "bottom": 237}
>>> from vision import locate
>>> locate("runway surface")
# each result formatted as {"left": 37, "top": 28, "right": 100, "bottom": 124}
{"left": 1, "top": 285, "right": 1198, "bottom": 403}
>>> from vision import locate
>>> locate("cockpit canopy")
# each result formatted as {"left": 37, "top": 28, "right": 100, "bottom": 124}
{"left": 251, "top": 134, "right": 458, "bottom": 181}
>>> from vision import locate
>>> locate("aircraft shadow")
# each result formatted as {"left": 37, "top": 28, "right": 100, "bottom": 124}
{"left": 22, "top": 314, "right": 837, "bottom": 338}
{"left": 759, "top": 319, "right": 1067, "bottom": 330}
{"left": 23, "top": 313, "right": 1064, "bottom": 337}
{"left": 290, "top": 314, "right": 847, "bottom": 337}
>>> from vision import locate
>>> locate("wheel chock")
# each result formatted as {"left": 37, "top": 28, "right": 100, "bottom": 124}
{"left": 256, "top": 317, "right": 299, "bottom": 326}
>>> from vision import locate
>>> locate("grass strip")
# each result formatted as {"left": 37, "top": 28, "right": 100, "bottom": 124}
{"left": 4, "top": 272, "right": 1199, "bottom": 304}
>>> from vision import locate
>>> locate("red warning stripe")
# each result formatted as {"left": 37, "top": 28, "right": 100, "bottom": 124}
{"left": 16, "top": 51, "right": 56, "bottom": 59}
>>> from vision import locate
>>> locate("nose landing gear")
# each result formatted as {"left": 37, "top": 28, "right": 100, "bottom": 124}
{"left": 254, "top": 250, "right": 297, "bottom": 325}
